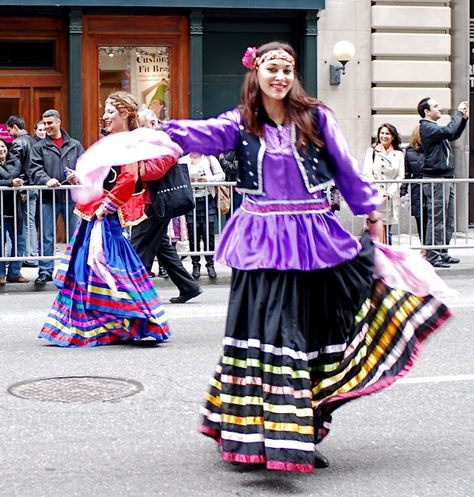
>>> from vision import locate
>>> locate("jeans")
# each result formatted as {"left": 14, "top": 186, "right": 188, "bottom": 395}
{"left": 0, "top": 217, "right": 26, "bottom": 278}
{"left": 38, "top": 201, "right": 78, "bottom": 277}
{"left": 423, "top": 181, "right": 455, "bottom": 264}
{"left": 21, "top": 189, "right": 38, "bottom": 263}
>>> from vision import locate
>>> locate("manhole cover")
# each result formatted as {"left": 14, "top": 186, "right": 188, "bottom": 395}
{"left": 7, "top": 376, "right": 143, "bottom": 403}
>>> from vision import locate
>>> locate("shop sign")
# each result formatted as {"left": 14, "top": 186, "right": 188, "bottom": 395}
{"left": 99, "top": 46, "right": 170, "bottom": 121}
{"left": 132, "top": 47, "right": 170, "bottom": 121}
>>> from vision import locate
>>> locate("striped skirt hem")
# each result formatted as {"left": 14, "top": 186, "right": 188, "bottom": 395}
{"left": 199, "top": 238, "right": 451, "bottom": 473}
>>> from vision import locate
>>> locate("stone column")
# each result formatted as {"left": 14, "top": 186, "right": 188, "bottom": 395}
{"left": 451, "top": 0, "right": 470, "bottom": 228}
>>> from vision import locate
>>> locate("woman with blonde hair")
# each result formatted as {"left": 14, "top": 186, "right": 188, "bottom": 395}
{"left": 401, "top": 124, "right": 427, "bottom": 243}
{"left": 38, "top": 91, "right": 177, "bottom": 347}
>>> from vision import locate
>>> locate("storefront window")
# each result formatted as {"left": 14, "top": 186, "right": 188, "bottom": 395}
{"left": 98, "top": 46, "right": 170, "bottom": 125}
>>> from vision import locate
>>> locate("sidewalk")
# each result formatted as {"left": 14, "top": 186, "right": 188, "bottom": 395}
{"left": 1, "top": 234, "right": 473, "bottom": 294}
{"left": 0, "top": 257, "right": 233, "bottom": 294}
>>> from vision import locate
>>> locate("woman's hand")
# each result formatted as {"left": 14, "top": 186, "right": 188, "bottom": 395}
{"left": 366, "top": 211, "right": 382, "bottom": 241}
{"left": 95, "top": 205, "right": 107, "bottom": 220}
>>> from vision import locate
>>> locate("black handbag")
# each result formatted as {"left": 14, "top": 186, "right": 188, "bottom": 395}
{"left": 148, "top": 163, "right": 195, "bottom": 218}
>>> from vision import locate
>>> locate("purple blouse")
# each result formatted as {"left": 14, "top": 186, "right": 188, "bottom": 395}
{"left": 164, "top": 107, "right": 381, "bottom": 270}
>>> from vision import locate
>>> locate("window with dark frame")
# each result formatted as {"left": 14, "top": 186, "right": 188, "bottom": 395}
{"left": 0, "top": 40, "right": 56, "bottom": 69}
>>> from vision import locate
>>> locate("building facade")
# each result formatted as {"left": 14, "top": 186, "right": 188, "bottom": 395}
{"left": 0, "top": 1, "right": 324, "bottom": 147}
{"left": 0, "top": 0, "right": 470, "bottom": 219}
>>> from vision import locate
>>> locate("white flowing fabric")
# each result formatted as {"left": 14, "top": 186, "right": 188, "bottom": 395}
{"left": 87, "top": 219, "right": 120, "bottom": 299}
{"left": 72, "top": 128, "right": 183, "bottom": 203}
{"left": 373, "top": 241, "right": 456, "bottom": 301}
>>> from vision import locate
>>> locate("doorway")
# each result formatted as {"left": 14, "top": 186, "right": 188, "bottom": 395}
{"left": 82, "top": 15, "right": 189, "bottom": 147}
{"left": 0, "top": 88, "right": 64, "bottom": 138}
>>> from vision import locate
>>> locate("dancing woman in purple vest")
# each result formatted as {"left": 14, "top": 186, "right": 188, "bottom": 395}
{"left": 163, "top": 41, "right": 451, "bottom": 474}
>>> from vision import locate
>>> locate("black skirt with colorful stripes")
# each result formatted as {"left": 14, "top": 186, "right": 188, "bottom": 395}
{"left": 199, "top": 235, "right": 450, "bottom": 473}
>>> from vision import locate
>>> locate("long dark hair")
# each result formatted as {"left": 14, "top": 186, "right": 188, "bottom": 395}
{"left": 376, "top": 123, "right": 402, "bottom": 151}
{"left": 240, "top": 41, "right": 324, "bottom": 148}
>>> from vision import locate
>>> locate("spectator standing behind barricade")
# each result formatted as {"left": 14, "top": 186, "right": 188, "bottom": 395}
{"left": 138, "top": 107, "right": 169, "bottom": 279}
{"left": 363, "top": 123, "right": 404, "bottom": 244}
{"left": 0, "top": 138, "right": 29, "bottom": 285}
{"left": 33, "top": 120, "right": 46, "bottom": 141}
{"left": 32, "top": 121, "right": 46, "bottom": 235}
{"left": 30, "top": 109, "right": 84, "bottom": 286}
{"left": 418, "top": 97, "right": 469, "bottom": 268}
{"left": 6, "top": 115, "right": 38, "bottom": 268}
{"left": 401, "top": 125, "right": 427, "bottom": 244}
{"left": 218, "top": 150, "right": 243, "bottom": 216}
{"left": 180, "top": 152, "right": 224, "bottom": 280}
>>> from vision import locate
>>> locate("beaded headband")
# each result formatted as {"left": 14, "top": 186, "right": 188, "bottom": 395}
{"left": 241, "top": 47, "right": 295, "bottom": 70}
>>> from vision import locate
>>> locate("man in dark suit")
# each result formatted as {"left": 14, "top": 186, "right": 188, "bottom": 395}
{"left": 417, "top": 97, "right": 468, "bottom": 268}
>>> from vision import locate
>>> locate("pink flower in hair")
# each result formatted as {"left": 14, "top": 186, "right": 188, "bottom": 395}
{"left": 241, "top": 46, "right": 258, "bottom": 70}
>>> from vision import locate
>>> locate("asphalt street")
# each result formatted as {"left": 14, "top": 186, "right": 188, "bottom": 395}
{"left": 0, "top": 267, "right": 473, "bottom": 497}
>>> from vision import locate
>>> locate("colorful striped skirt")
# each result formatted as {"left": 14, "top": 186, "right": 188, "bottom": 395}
{"left": 199, "top": 236, "right": 450, "bottom": 473}
{"left": 38, "top": 215, "right": 170, "bottom": 347}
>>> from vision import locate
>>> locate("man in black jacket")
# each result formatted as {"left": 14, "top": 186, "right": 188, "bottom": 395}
{"left": 6, "top": 115, "right": 38, "bottom": 268}
{"left": 30, "top": 109, "right": 84, "bottom": 285}
{"left": 418, "top": 97, "right": 468, "bottom": 268}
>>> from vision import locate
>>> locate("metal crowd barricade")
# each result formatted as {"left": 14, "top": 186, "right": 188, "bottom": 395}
{"left": 2, "top": 179, "right": 473, "bottom": 266}
{"left": 0, "top": 184, "right": 78, "bottom": 264}
{"left": 344, "top": 178, "right": 474, "bottom": 250}
{"left": 184, "top": 181, "right": 235, "bottom": 258}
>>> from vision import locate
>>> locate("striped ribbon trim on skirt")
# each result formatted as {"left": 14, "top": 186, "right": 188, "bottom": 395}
{"left": 39, "top": 215, "right": 170, "bottom": 347}
{"left": 199, "top": 237, "right": 451, "bottom": 473}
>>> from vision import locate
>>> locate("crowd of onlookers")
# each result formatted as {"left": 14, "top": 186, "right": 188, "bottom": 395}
{"left": 0, "top": 107, "right": 240, "bottom": 294}
{"left": 0, "top": 111, "right": 83, "bottom": 286}
{"left": 0, "top": 96, "right": 468, "bottom": 289}
{"left": 362, "top": 97, "right": 468, "bottom": 268}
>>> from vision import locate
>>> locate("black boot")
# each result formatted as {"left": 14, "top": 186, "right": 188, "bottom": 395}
{"left": 158, "top": 265, "right": 169, "bottom": 278}
{"left": 206, "top": 262, "right": 217, "bottom": 279}
{"left": 314, "top": 448, "right": 329, "bottom": 468}
{"left": 192, "top": 263, "right": 201, "bottom": 280}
